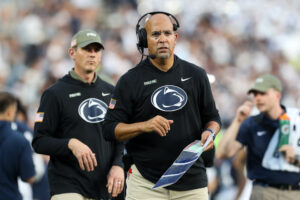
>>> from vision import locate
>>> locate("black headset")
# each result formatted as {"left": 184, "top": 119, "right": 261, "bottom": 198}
{"left": 136, "top": 11, "right": 180, "bottom": 55}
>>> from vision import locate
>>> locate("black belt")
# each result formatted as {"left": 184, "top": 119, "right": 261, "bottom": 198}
{"left": 254, "top": 180, "right": 300, "bottom": 191}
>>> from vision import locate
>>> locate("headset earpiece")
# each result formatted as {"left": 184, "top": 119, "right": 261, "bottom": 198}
{"left": 137, "top": 27, "right": 148, "bottom": 49}
{"left": 173, "top": 24, "right": 178, "bottom": 32}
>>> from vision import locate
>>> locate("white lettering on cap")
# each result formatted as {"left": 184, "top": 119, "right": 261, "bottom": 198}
{"left": 256, "top": 78, "right": 264, "bottom": 83}
{"left": 87, "top": 33, "right": 97, "bottom": 37}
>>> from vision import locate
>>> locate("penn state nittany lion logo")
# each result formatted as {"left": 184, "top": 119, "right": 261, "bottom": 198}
{"left": 151, "top": 85, "right": 187, "bottom": 112}
{"left": 78, "top": 98, "right": 108, "bottom": 123}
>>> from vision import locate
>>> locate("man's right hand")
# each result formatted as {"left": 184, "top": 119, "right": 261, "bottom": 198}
{"left": 236, "top": 101, "right": 253, "bottom": 123}
{"left": 143, "top": 115, "right": 174, "bottom": 137}
{"left": 114, "top": 115, "right": 174, "bottom": 141}
{"left": 68, "top": 138, "right": 97, "bottom": 171}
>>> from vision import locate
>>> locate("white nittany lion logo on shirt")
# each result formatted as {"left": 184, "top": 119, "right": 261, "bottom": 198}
{"left": 78, "top": 98, "right": 108, "bottom": 123}
{"left": 151, "top": 85, "right": 187, "bottom": 112}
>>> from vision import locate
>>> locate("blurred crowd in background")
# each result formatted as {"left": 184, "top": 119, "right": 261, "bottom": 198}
{"left": 1, "top": 0, "right": 300, "bottom": 199}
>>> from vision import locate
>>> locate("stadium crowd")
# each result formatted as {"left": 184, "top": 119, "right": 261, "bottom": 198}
{"left": 1, "top": 0, "right": 300, "bottom": 199}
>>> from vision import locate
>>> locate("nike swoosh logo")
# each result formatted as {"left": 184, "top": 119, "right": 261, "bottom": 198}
{"left": 181, "top": 77, "right": 192, "bottom": 82}
{"left": 102, "top": 92, "right": 110, "bottom": 96}
{"left": 257, "top": 131, "right": 266, "bottom": 136}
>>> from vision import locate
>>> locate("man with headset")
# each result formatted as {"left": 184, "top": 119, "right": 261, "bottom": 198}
{"left": 103, "top": 11, "right": 221, "bottom": 199}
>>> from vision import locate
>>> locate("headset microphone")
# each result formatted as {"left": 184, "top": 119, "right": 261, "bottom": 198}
{"left": 139, "top": 47, "right": 156, "bottom": 59}
{"left": 143, "top": 53, "right": 156, "bottom": 59}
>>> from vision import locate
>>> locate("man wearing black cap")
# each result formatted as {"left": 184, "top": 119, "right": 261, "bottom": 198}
{"left": 216, "top": 74, "right": 300, "bottom": 200}
{"left": 32, "top": 30, "right": 124, "bottom": 200}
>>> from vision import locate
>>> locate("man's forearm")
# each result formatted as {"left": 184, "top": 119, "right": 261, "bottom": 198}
{"left": 114, "top": 122, "right": 145, "bottom": 141}
{"left": 216, "top": 118, "right": 243, "bottom": 159}
{"left": 32, "top": 134, "right": 70, "bottom": 156}
{"left": 112, "top": 141, "right": 125, "bottom": 167}
{"left": 205, "top": 121, "right": 221, "bottom": 135}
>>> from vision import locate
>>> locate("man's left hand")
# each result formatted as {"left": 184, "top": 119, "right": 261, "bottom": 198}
{"left": 279, "top": 145, "right": 295, "bottom": 164}
{"left": 106, "top": 165, "right": 124, "bottom": 197}
{"left": 200, "top": 130, "right": 214, "bottom": 152}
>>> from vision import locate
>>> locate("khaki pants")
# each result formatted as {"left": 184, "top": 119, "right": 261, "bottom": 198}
{"left": 251, "top": 185, "right": 300, "bottom": 200}
{"left": 51, "top": 193, "right": 96, "bottom": 200}
{"left": 126, "top": 165, "right": 208, "bottom": 200}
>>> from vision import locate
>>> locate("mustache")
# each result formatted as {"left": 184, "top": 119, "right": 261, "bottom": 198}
{"left": 157, "top": 45, "right": 169, "bottom": 49}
